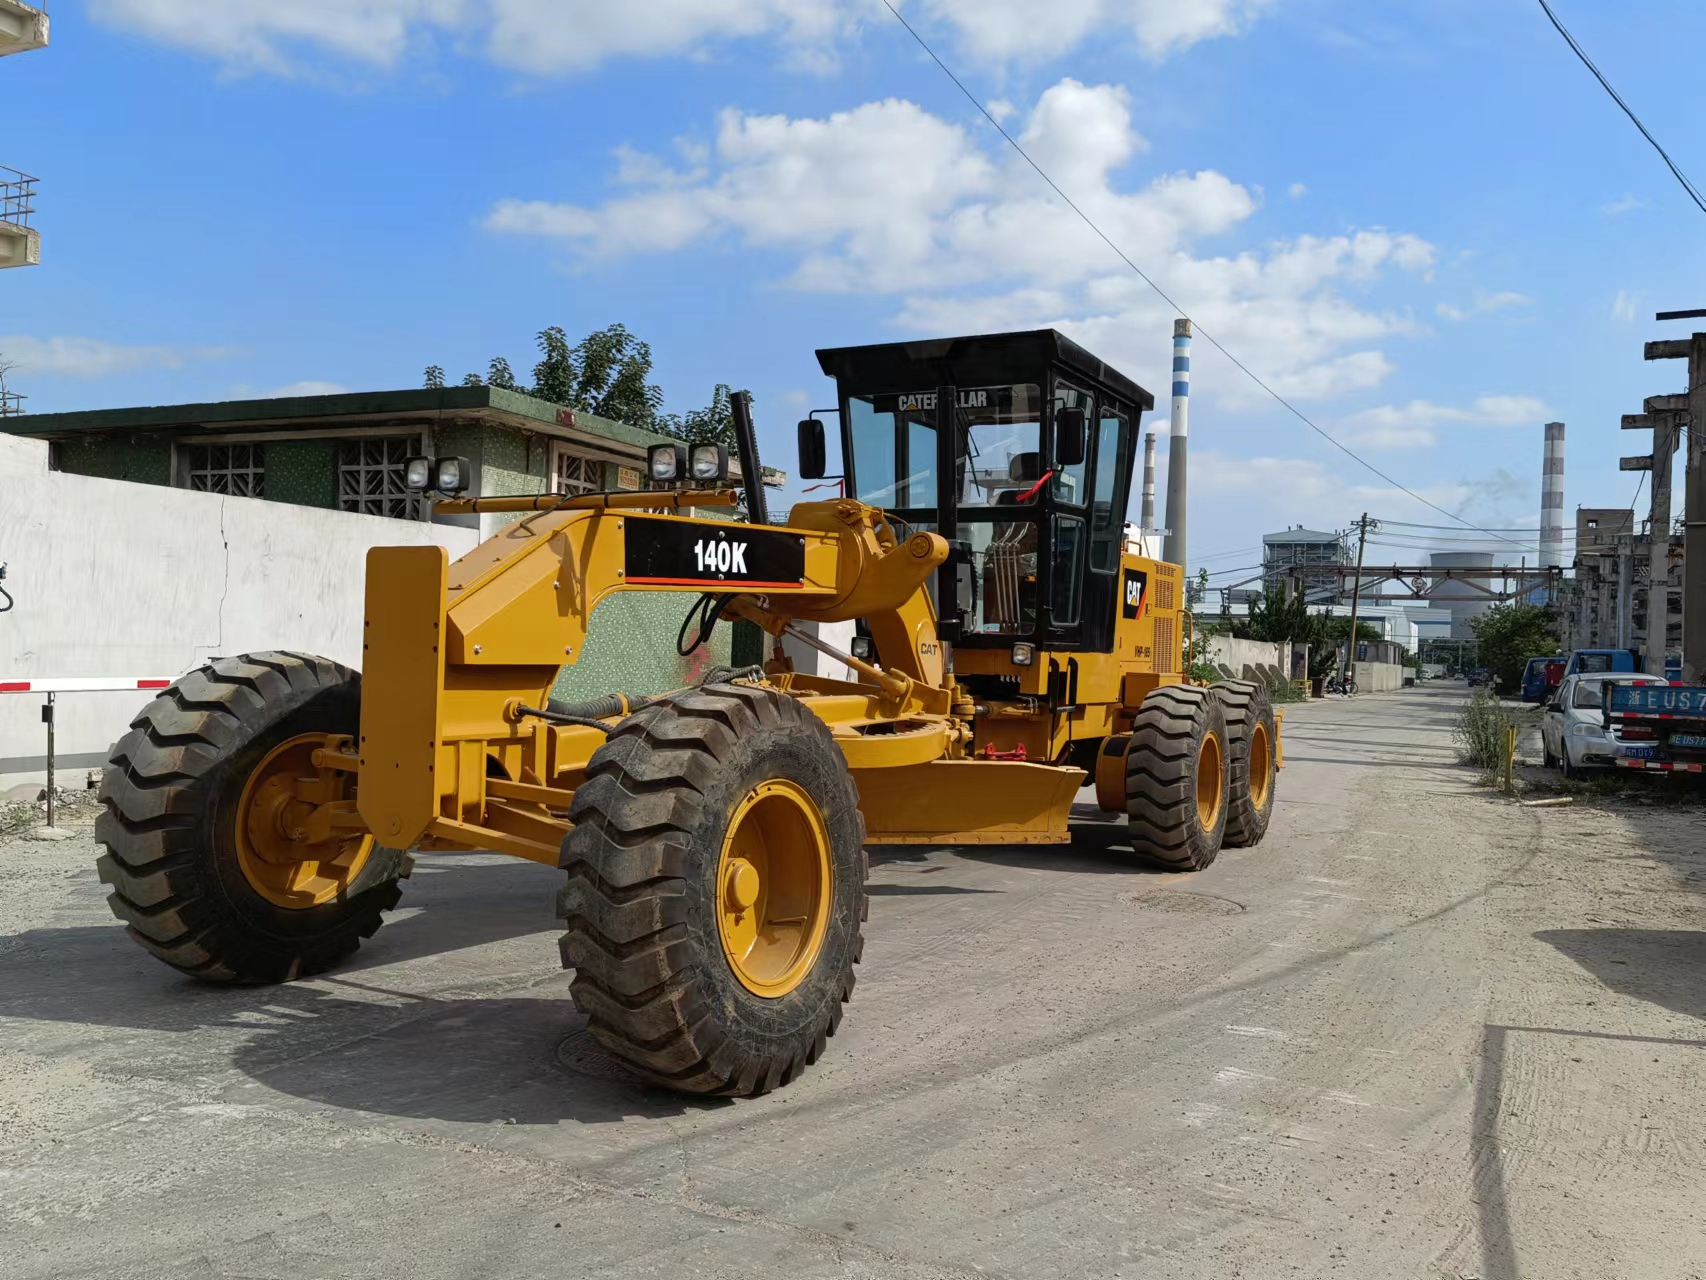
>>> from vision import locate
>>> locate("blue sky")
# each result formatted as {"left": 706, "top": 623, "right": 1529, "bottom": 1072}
{"left": 7, "top": 0, "right": 1706, "bottom": 583}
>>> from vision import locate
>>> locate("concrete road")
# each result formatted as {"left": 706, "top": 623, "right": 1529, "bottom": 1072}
{"left": 3, "top": 684, "right": 1705, "bottom": 1279}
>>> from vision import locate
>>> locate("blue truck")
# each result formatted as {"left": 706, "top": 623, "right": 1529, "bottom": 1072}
{"left": 1564, "top": 648, "right": 1642, "bottom": 678}
{"left": 1605, "top": 682, "right": 1706, "bottom": 775}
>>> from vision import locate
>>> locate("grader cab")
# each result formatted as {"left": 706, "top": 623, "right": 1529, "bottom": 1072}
{"left": 95, "top": 328, "right": 1279, "bottom": 1096}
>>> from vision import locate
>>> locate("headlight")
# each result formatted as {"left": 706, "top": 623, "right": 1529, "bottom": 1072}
{"left": 433, "top": 456, "right": 470, "bottom": 494}
{"left": 1570, "top": 722, "right": 1605, "bottom": 737}
{"left": 404, "top": 456, "right": 434, "bottom": 491}
{"left": 1011, "top": 643, "right": 1035, "bottom": 667}
{"left": 690, "top": 443, "right": 728, "bottom": 482}
{"left": 648, "top": 443, "right": 686, "bottom": 482}
{"left": 850, "top": 636, "right": 874, "bottom": 661}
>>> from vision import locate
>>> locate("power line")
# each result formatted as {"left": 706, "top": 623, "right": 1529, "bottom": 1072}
{"left": 1537, "top": 0, "right": 1706, "bottom": 215}
{"left": 874, "top": 0, "right": 1537, "bottom": 553}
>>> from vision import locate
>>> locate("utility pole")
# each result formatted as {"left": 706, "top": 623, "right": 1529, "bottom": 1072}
{"left": 1340, "top": 513, "right": 1374, "bottom": 687}
{"left": 1616, "top": 535, "right": 1634, "bottom": 650}
{"left": 1646, "top": 312, "right": 1706, "bottom": 679}
{"left": 1622, "top": 398, "right": 1684, "bottom": 673}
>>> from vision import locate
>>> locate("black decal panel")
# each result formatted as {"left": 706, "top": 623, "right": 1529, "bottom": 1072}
{"left": 1122, "top": 567, "right": 1149, "bottom": 620}
{"left": 624, "top": 517, "right": 806, "bottom": 588}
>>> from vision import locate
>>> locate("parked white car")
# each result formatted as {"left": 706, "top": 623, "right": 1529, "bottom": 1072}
{"left": 1540, "top": 672, "right": 1666, "bottom": 777}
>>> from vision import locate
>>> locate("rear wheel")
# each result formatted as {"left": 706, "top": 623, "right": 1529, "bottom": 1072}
{"left": 1214, "top": 681, "right": 1277, "bottom": 848}
{"left": 95, "top": 653, "right": 410, "bottom": 984}
{"left": 558, "top": 684, "right": 866, "bottom": 1095}
{"left": 1125, "top": 684, "right": 1230, "bottom": 871}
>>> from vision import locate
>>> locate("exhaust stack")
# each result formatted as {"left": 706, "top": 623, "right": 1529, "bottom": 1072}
{"left": 1162, "top": 319, "right": 1191, "bottom": 570}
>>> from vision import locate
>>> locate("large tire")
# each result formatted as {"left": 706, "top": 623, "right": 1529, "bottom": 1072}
{"left": 95, "top": 653, "right": 411, "bottom": 984}
{"left": 1126, "top": 684, "right": 1230, "bottom": 871}
{"left": 1214, "top": 680, "right": 1277, "bottom": 848}
{"left": 558, "top": 684, "right": 866, "bottom": 1095}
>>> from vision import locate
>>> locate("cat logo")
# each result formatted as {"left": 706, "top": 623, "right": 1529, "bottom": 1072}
{"left": 1122, "top": 568, "right": 1149, "bottom": 620}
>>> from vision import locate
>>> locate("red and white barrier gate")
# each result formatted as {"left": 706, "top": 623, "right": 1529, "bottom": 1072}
{"left": 1, "top": 675, "right": 178, "bottom": 827}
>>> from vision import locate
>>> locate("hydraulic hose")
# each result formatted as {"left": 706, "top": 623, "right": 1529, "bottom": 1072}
{"left": 544, "top": 692, "right": 655, "bottom": 722}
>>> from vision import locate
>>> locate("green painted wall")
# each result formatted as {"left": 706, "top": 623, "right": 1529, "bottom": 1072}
{"left": 54, "top": 436, "right": 171, "bottom": 486}
{"left": 264, "top": 439, "right": 337, "bottom": 508}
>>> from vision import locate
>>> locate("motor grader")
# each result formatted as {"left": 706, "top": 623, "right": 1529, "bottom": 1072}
{"left": 95, "top": 328, "right": 1280, "bottom": 1096}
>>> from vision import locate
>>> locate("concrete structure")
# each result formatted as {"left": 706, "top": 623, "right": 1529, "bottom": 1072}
{"left": 1161, "top": 319, "right": 1190, "bottom": 570}
{"left": 0, "top": 386, "right": 785, "bottom": 542}
{"left": 0, "top": 0, "right": 47, "bottom": 56}
{"left": 1540, "top": 421, "right": 1566, "bottom": 569}
{"left": 1428, "top": 551, "right": 1497, "bottom": 639}
{"left": 1263, "top": 527, "right": 1349, "bottom": 604}
{"left": 0, "top": 2, "right": 45, "bottom": 273}
{"left": 0, "top": 431, "right": 758, "bottom": 788}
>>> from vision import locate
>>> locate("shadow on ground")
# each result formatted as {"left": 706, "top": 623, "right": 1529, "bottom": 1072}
{"left": 1535, "top": 928, "right": 1706, "bottom": 1022}
{"left": 0, "top": 855, "right": 705, "bottom": 1125}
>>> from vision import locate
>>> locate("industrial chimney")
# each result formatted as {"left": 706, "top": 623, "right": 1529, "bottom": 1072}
{"left": 1140, "top": 431, "right": 1157, "bottom": 533}
{"left": 1540, "top": 421, "right": 1565, "bottom": 569}
{"left": 1162, "top": 320, "right": 1191, "bottom": 569}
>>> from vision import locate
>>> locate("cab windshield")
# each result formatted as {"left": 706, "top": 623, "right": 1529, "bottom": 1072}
{"left": 848, "top": 384, "right": 1043, "bottom": 510}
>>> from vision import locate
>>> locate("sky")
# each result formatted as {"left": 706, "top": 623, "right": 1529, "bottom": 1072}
{"left": 6, "top": 0, "right": 1706, "bottom": 589}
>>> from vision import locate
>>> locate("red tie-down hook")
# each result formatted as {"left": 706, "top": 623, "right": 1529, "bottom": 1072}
{"left": 982, "top": 743, "right": 1028, "bottom": 761}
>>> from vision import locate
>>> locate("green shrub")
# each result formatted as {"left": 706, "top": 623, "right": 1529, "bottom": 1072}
{"left": 1454, "top": 691, "right": 1516, "bottom": 770}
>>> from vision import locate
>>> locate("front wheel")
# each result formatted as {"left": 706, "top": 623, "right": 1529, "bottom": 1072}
{"left": 1126, "top": 684, "right": 1230, "bottom": 871}
{"left": 95, "top": 653, "right": 410, "bottom": 984}
{"left": 558, "top": 684, "right": 867, "bottom": 1095}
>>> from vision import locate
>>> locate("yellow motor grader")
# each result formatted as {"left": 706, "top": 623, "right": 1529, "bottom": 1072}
{"left": 95, "top": 329, "right": 1280, "bottom": 1096}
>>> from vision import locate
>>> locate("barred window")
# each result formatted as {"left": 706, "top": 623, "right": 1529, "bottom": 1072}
{"left": 186, "top": 443, "right": 264, "bottom": 497}
{"left": 338, "top": 437, "right": 417, "bottom": 519}
{"left": 554, "top": 447, "right": 603, "bottom": 497}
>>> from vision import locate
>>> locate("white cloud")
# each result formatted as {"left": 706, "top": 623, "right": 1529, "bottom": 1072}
{"left": 1602, "top": 193, "right": 1647, "bottom": 216}
{"left": 1435, "top": 291, "right": 1531, "bottom": 323}
{"left": 921, "top": 0, "right": 1278, "bottom": 61}
{"left": 93, "top": 0, "right": 1278, "bottom": 75}
{"left": 1340, "top": 394, "right": 1548, "bottom": 450}
{"left": 88, "top": 0, "right": 463, "bottom": 73}
{"left": 490, "top": 80, "right": 1437, "bottom": 405}
{"left": 1612, "top": 289, "right": 1641, "bottom": 323}
{"left": 0, "top": 335, "right": 230, "bottom": 378}
{"left": 266, "top": 380, "right": 351, "bottom": 397}
{"left": 1287, "top": 182, "right": 1307, "bottom": 199}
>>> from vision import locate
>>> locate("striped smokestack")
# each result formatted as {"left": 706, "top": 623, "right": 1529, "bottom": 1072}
{"left": 1540, "top": 421, "right": 1565, "bottom": 569}
{"left": 1162, "top": 319, "right": 1191, "bottom": 569}
{"left": 1140, "top": 430, "right": 1157, "bottom": 532}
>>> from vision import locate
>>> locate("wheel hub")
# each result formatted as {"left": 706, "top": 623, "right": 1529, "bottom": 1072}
{"left": 1197, "top": 731, "right": 1225, "bottom": 831}
{"left": 715, "top": 779, "right": 832, "bottom": 999}
{"left": 235, "top": 733, "right": 373, "bottom": 910}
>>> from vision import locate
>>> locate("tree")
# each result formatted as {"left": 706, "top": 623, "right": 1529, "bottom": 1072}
{"left": 423, "top": 365, "right": 445, "bottom": 389}
{"left": 1185, "top": 566, "right": 1209, "bottom": 608}
{"left": 486, "top": 357, "right": 517, "bottom": 390}
{"left": 460, "top": 372, "right": 484, "bottom": 386}
{"left": 660, "top": 383, "right": 742, "bottom": 447}
{"left": 1243, "top": 589, "right": 1311, "bottom": 644}
{"left": 1471, "top": 602, "right": 1559, "bottom": 695}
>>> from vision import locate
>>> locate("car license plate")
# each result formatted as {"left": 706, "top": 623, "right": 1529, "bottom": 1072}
{"left": 1671, "top": 733, "right": 1706, "bottom": 749}
{"left": 1622, "top": 745, "right": 1657, "bottom": 759}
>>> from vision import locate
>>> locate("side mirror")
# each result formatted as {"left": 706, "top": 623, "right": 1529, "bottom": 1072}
{"left": 1056, "top": 406, "right": 1087, "bottom": 468}
{"left": 797, "top": 419, "right": 827, "bottom": 480}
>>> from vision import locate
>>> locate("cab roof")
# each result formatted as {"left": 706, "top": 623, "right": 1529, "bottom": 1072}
{"left": 815, "top": 329, "right": 1155, "bottom": 413}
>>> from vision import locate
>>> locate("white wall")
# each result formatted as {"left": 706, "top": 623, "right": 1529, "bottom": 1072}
{"left": 1353, "top": 661, "right": 1406, "bottom": 693}
{"left": 0, "top": 433, "right": 479, "bottom": 787}
{"left": 1204, "top": 635, "right": 1293, "bottom": 686}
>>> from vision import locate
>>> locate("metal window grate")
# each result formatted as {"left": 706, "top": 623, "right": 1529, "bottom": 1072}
{"left": 554, "top": 449, "right": 603, "bottom": 497}
{"left": 338, "top": 437, "right": 417, "bottom": 518}
{"left": 187, "top": 443, "right": 265, "bottom": 497}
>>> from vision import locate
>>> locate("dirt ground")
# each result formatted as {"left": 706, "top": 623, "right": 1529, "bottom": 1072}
{"left": 1, "top": 683, "right": 1703, "bottom": 1279}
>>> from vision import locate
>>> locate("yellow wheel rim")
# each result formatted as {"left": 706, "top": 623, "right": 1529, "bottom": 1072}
{"left": 1196, "top": 730, "right": 1225, "bottom": 832}
{"left": 235, "top": 733, "right": 373, "bottom": 910}
{"left": 1248, "top": 720, "right": 1272, "bottom": 811}
{"left": 715, "top": 779, "right": 833, "bottom": 999}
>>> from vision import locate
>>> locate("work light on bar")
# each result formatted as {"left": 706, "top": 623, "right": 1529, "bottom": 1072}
{"left": 649, "top": 443, "right": 687, "bottom": 483}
